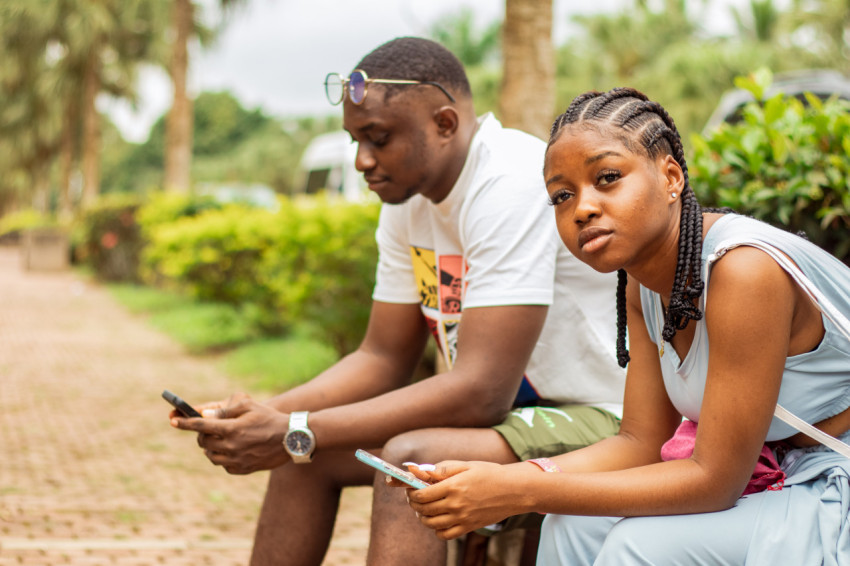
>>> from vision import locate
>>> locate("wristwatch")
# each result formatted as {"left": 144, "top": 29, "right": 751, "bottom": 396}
{"left": 283, "top": 411, "right": 316, "bottom": 463}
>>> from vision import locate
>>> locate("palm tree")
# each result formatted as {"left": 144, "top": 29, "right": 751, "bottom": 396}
{"left": 56, "top": 0, "right": 165, "bottom": 209}
{"left": 0, "top": 2, "right": 64, "bottom": 212}
{"left": 164, "top": 0, "right": 245, "bottom": 193}
{"left": 500, "top": 0, "right": 555, "bottom": 139}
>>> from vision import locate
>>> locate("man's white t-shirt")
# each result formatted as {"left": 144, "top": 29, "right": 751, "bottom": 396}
{"left": 372, "top": 114, "right": 625, "bottom": 415}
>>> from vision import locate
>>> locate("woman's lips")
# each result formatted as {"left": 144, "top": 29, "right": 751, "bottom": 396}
{"left": 578, "top": 226, "right": 612, "bottom": 252}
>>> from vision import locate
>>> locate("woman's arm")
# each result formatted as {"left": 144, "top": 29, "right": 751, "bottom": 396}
{"left": 408, "top": 248, "right": 801, "bottom": 539}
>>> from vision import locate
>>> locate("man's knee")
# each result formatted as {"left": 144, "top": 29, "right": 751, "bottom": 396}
{"left": 380, "top": 429, "right": 446, "bottom": 464}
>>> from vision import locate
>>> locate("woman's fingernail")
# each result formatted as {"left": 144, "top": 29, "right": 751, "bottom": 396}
{"left": 417, "top": 464, "right": 436, "bottom": 471}
{"left": 202, "top": 409, "right": 217, "bottom": 418}
{"left": 385, "top": 475, "right": 392, "bottom": 484}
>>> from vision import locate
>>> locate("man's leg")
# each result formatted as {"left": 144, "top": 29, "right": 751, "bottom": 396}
{"left": 250, "top": 449, "right": 376, "bottom": 566}
{"left": 366, "top": 428, "right": 519, "bottom": 566}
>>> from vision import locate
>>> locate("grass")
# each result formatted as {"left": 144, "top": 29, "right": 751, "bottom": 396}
{"left": 221, "top": 335, "right": 337, "bottom": 393}
{"left": 107, "top": 283, "right": 187, "bottom": 313}
{"left": 148, "top": 302, "right": 258, "bottom": 353}
{"left": 106, "top": 283, "right": 337, "bottom": 391}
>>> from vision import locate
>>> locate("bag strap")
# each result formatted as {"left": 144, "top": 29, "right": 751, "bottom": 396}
{"left": 708, "top": 239, "right": 850, "bottom": 459}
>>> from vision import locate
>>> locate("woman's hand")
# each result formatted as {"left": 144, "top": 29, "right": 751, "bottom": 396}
{"left": 405, "top": 460, "right": 531, "bottom": 540}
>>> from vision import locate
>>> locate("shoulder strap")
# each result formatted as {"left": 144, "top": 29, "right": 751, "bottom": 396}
{"left": 708, "top": 239, "right": 850, "bottom": 459}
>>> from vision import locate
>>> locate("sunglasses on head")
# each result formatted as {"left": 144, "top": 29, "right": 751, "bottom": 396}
{"left": 324, "top": 69, "right": 456, "bottom": 106}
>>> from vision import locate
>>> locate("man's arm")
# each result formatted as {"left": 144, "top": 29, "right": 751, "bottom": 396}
{"left": 174, "top": 300, "right": 547, "bottom": 473}
{"left": 264, "top": 301, "right": 432, "bottom": 413}
{"left": 306, "top": 302, "right": 548, "bottom": 450}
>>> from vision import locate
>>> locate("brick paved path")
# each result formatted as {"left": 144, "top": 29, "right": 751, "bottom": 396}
{"left": 0, "top": 246, "right": 371, "bottom": 565}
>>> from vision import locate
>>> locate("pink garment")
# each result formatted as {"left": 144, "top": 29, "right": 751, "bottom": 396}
{"left": 660, "top": 420, "right": 785, "bottom": 496}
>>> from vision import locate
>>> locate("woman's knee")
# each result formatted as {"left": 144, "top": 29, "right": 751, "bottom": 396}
{"left": 538, "top": 514, "right": 617, "bottom": 565}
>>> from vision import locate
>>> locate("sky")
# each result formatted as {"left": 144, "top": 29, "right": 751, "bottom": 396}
{"left": 103, "top": 0, "right": 746, "bottom": 143}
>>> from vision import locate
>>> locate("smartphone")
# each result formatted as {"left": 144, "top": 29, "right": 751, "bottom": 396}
{"left": 162, "top": 389, "right": 203, "bottom": 418}
{"left": 354, "top": 449, "right": 430, "bottom": 489}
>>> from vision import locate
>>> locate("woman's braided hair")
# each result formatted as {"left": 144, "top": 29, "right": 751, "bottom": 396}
{"left": 548, "top": 87, "right": 705, "bottom": 368}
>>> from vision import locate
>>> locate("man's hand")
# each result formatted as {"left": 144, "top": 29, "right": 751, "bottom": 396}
{"left": 170, "top": 393, "right": 291, "bottom": 474}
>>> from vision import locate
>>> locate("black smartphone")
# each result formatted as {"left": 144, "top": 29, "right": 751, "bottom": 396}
{"left": 162, "top": 389, "right": 203, "bottom": 418}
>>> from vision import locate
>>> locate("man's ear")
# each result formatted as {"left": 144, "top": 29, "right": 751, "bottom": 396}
{"left": 433, "top": 106, "right": 460, "bottom": 139}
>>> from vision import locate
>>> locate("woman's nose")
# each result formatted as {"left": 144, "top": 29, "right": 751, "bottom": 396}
{"left": 574, "top": 188, "right": 602, "bottom": 223}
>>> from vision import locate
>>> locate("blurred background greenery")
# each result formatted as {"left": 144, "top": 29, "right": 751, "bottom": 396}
{"left": 1, "top": 0, "right": 849, "bottom": 391}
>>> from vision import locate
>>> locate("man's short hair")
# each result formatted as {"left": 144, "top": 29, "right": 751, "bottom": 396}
{"left": 356, "top": 37, "right": 472, "bottom": 101}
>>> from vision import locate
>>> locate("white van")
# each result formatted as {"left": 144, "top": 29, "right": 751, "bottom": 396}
{"left": 296, "top": 131, "right": 369, "bottom": 202}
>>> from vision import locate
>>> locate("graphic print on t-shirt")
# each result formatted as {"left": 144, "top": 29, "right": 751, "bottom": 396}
{"left": 439, "top": 255, "right": 465, "bottom": 314}
{"left": 410, "top": 246, "right": 466, "bottom": 368}
{"left": 410, "top": 246, "right": 438, "bottom": 310}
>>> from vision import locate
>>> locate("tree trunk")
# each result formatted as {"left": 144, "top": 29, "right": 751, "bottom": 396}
{"left": 58, "top": 98, "right": 76, "bottom": 220}
{"left": 500, "top": 0, "right": 555, "bottom": 140}
{"left": 81, "top": 48, "right": 102, "bottom": 209}
{"left": 164, "top": 0, "right": 194, "bottom": 193}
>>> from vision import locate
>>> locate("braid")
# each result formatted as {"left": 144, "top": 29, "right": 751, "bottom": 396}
{"left": 615, "top": 269, "right": 630, "bottom": 367}
{"left": 548, "top": 87, "right": 716, "bottom": 368}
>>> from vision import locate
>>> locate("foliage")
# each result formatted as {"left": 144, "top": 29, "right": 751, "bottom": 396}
{"left": 221, "top": 335, "right": 338, "bottom": 393}
{"left": 429, "top": 7, "right": 501, "bottom": 68}
{"left": 142, "top": 196, "right": 380, "bottom": 355}
{"left": 690, "top": 68, "right": 850, "bottom": 261}
{"left": 76, "top": 193, "right": 146, "bottom": 281}
{"left": 101, "top": 95, "right": 341, "bottom": 196}
{"left": 0, "top": 209, "right": 55, "bottom": 239}
{"left": 142, "top": 203, "right": 280, "bottom": 326}
{"left": 258, "top": 197, "right": 381, "bottom": 356}
{"left": 135, "top": 191, "right": 223, "bottom": 236}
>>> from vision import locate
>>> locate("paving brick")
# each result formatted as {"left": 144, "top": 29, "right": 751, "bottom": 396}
{"left": 0, "top": 246, "right": 370, "bottom": 565}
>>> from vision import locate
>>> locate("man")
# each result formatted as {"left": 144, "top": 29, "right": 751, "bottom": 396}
{"left": 171, "top": 37, "right": 625, "bottom": 565}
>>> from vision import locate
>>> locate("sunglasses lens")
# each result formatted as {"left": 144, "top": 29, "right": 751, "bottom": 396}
{"left": 349, "top": 71, "right": 366, "bottom": 104}
{"left": 325, "top": 73, "right": 344, "bottom": 105}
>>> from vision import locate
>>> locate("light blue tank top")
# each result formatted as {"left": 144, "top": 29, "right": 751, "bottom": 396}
{"left": 641, "top": 214, "right": 850, "bottom": 440}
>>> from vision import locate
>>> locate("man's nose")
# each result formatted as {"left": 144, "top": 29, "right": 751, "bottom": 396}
{"left": 354, "top": 144, "right": 376, "bottom": 172}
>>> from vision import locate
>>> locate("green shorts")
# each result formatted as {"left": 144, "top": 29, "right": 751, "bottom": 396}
{"left": 481, "top": 404, "right": 621, "bottom": 533}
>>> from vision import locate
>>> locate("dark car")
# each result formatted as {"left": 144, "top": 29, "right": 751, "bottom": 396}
{"left": 703, "top": 69, "right": 850, "bottom": 133}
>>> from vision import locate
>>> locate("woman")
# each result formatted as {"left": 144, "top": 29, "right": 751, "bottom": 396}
{"left": 402, "top": 87, "right": 850, "bottom": 564}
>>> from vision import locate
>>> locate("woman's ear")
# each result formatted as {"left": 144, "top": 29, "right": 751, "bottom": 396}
{"left": 661, "top": 154, "right": 685, "bottom": 202}
{"left": 433, "top": 106, "right": 460, "bottom": 139}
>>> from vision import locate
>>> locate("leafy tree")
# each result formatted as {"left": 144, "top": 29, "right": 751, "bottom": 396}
{"left": 430, "top": 8, "right": 501, "bottom": 67}
{"left": 428, "top": 8, "right": 502, "bottom": 116}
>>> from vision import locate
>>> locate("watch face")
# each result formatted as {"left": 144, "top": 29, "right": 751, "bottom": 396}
{"left": 285, "top": 430, "right": 313, "bottom": 456}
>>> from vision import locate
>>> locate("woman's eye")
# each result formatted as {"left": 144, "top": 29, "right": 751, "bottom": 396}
{"left": 547, "top": 189, "right": 573, "bottom": 206}
{"left": 597, "top": 170, "right": 620, "bottom": 185}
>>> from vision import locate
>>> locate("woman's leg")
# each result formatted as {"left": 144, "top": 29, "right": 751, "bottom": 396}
{"left": 537, "top": 514, "right": 619, "bottom": 565}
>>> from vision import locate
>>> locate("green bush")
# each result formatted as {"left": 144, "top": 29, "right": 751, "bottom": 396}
{"left": 0, "top": 209, "right": 54, "bottom": 241}
{"left": 135, "top": 191, "right": 223, "bottom": 238}
{"left": 77, "top": 194, "right": 146, "bottom": 282}
{"left": 258, "top": 197, "right": 381, "bottom": 356}
{"left": 142, "top": 196, "right": 381, "bottom": 354}
{"left": 142, "top": 203, "right": 282, "bottom": 331}
{"left": 691, "top": 68, "right": 850, "bottom": 261}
